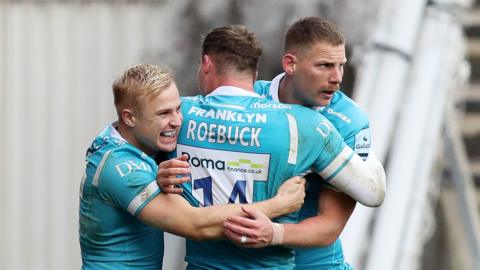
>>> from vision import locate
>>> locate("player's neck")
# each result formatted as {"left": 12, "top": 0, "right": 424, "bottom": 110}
{"left": 216, "top": 73, "right": 255, "bottom": 92}
{"left": 117, "top": 122, "right": 154, "bottom": 156}
{"left": 278, "top": 75, "right": 301, "bottom": 105}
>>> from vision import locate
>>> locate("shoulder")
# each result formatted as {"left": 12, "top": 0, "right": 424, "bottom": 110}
{"left": 96, "top": 144, "right": 157, "bottom": 190}
{"left": 106, "top": 145, "right": 156, "bottom": 174}
{"left": 286, "top": 105, "right": 333, "bottom": 134}
{"left": 323, "top": 91, "right": 369, "bottom": 130}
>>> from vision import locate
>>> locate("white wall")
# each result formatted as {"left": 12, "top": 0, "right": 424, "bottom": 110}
{"left": 0, "top": 3, "right": 184, "bottom": 269}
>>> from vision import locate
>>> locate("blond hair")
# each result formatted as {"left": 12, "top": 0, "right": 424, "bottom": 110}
{"left": 112, "top": 63, "right": 174, "bottom": 116}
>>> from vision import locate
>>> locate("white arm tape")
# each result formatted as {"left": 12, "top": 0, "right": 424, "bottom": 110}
{"left": 319, "top": 147, "right": 386, "bottom": 207}
{"left": 271, "top": 222, "right": 284, "bottom": 245}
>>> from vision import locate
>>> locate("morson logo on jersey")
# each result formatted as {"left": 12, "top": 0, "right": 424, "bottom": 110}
{"left": 178, "top": 144, "right": 270, "bottom": 206}
{"left": 252, "top": 102, "right": 292, "bottom": 110}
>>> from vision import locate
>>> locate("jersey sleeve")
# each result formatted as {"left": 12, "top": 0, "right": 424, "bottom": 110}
{"left": 293, "top": 109, "right": 348, "bottom": 176}
{"left": 97, "top": 151, "right": 160, "bottom": 216}
{"left": 310, "top": 120, "right": 351, "bottom": 177}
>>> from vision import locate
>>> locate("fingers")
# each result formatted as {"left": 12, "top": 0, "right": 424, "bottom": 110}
{"left": 240, "top": 206, "right": 262, "bottom": 219}
{"left": 224, "top": 228, "right": 263, "bottom": 248}
{"left": 160, "top": 185, "right": 184, "bottom": 194}
{"left": 159, "top": 157, "right": 190, "bottom": 169}
{"left": 177, "top": 153, "right": 189, "bottom": 161}
{"left": 299, "top": 176, "right": 306, "bottom": 185}
{"left": 157, "top": 175, "right": 190, "bottom": 186}
{"left": 157, "top": 157, "right": 191, "bottom": 191}
{"left": 224, "top": 216, "right": 273, "bottom": 248}
{"left": 225, "top": 216, "right": 260, "bottom": 232}
{"left": 224, "top": 228, "right": 256, "bottom": 248}
{"left": 157, "top": 167, "right": 191, "bottom": 177}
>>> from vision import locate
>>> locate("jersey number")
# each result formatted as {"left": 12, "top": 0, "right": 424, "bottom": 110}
{"left": 193, "top": 176, "right": 247, "bottom": 206}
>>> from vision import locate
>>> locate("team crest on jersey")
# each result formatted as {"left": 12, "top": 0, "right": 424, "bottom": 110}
{"left": 177, "top": 144, "right": 270, "bottom": 206}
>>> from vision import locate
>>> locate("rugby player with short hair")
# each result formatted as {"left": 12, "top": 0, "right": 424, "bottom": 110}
{"left": 157, "top": 24, "right": 385, "bottom": 269}
{"left": 224, "top": 17, "right": 383, "bottom": 270}
{"left": 78, "top": 63, "right": 307, "bottom": 270}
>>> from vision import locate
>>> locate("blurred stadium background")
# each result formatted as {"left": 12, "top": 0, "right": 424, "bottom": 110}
{"left": 0, "top": 0, "right": 479, "bottom": 269}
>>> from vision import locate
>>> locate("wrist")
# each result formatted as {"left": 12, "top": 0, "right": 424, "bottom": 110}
{"left": 270, "top": 222, "right": 284, "bottom": 245}
{"left": 268, "top": 196, "right": 285, "bottom": 218}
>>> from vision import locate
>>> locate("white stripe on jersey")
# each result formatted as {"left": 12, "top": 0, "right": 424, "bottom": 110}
{"left": 93, "top": 150, "right": 113, "bottom": 187}
{"left": 286, "top": 113, "right": 298, "bottom": 164}
{"left": 127, "top": 181, "right": 159, "bottom": 216}
{"left": 209, "top": 102, "right": 245, "bottom": 110}
{"left": 319, "top": 146, "right": 354, "bottom": 180}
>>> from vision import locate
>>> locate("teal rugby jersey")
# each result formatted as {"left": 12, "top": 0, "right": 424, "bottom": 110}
{"left": 255, "top": 73, "right": 371, "bottom": 270}
{"left": 178, "top": 86, "right": 350, "bottom": 270}
{"left": 79, "top": 123, "right": 163, "bottom": 270}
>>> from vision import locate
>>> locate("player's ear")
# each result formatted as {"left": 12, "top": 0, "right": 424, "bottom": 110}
{"left": 201, "top": 54, "right": 214, "bottom": 73}
{"left": 282, "top": 53, "right": 296, "bottom": 75}
{"left": 121, "top": 109, "right": 136, "bottom": 127}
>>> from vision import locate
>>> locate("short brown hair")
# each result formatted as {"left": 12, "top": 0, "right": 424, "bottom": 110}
{"left": 284, "top": 17, "right": 345, "bottom": 53}
{"left": 202, "top": 25, "right": 262, "bottom": 75}
{"left": 112, "top": 63, "right": 174, "bottom": 116}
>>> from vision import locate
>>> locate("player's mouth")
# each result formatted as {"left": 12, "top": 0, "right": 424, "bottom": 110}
{"left": 159, "top": 130, "right": 178, "bottom": 149}
{"left": 160, "top": 130, "right": 177, "bottom": 138}
{"left": 321, "top": 90, "right": 336, "bottom": 99}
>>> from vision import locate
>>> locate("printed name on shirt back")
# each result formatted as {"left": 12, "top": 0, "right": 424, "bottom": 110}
{"left": 186, "top": 120, "right": 262, "bottom": 147}
{"left": 188, "top": 106, "right": 267, "bottom": 123}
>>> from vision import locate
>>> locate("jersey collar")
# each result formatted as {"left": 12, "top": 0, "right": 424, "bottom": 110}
{"left": 269, "top": 73, "right": 285, "bottom": 102}
{"left": 108, "top": 121, "right": 127, "bottom": 142}
{"left": 207, "top": 86, "right": 261, "bottom": 98}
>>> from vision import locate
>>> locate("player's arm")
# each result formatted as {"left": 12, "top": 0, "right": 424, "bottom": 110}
{"left": 316, "top": 148, "right": 386, "bottom": 207}
{"left": 281, "top": 188, "right": 355, "bottom": 246}
{"left": 138, "top": 175, "right": 304, "bottom": 241}
{"left": 223, "top": 188, "right": 354, "bottom": 248}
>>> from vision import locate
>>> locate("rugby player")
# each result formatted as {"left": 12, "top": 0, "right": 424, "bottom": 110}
{"left": 78, "top": 63, "right": 307, "bottom": 269}
{"left": 224, "top": 17, "right": 384, "bottom": 270}
{"left": 160, "top": 24, "right": 385, "bottom": 269}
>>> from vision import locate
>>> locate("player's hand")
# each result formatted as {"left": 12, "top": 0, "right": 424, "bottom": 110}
{"left": 275, "top": 176, "right": 306, "bottom": 214}
{"left": 156, "top": 154, "right": 191, "bottom": 194}
{"left": 224, "top": 206, "right": 274, "bottom": 248}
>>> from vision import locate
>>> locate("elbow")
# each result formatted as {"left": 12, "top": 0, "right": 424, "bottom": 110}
{"left": 359, "top": 165, "right": 387, "bottom": 207}
{"left": 361, "top": 183, "right": 385, "bottom": 207}
{"left": 312, "top": 227, "right": 341, "bottom": 246}
{"left": 321, "top": 232, "right": 338, "bottom": 246}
